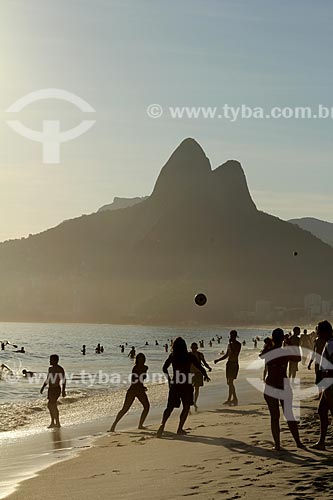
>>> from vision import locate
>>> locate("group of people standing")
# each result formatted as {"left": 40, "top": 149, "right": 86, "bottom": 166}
{"left": 260, "top": 320, "right": 333, "bottom": 451}
{"left": 38, "top": 322, "right": 333, "bottom": 452}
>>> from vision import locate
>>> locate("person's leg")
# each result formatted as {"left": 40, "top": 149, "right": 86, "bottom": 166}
{"left": 47, "top": 401, "right": 55, "bottom": 427}
{"left": 230, "top": 380, "right": 238, "bottom": 405}
{"left": 109, "top": 391, "right": 135, "bottom": 431}
{"left": 224, "top": 380, "right": 232, "bottom": 404}
{"left": 177, "top": 404, "right": 191, "bottom": 434}
{"left": 137, "top": 392, "right": 150, "bottom": 429}
{"left": 281, "top": 398, "right": 303, "bottom": 448}
{"left": 194, "top": 386, "right": 199, "bottom": 409}
{"left": 312, "top": 391, "right": 330, "bottom": 449}
{"left": 156, "top": 405, "right": 174, "bottom": 437}
{"left": 264, "top": 394, "right": 281, "bottom": 450}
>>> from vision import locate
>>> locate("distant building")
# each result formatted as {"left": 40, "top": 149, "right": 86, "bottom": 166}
{"left": 304, "top": 293, "right": 322, "bottom": 318}
{"left": 322, "top": 300, "right": 331, "bottom": 316}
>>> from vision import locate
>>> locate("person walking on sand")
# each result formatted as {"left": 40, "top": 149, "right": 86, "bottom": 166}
{"left": 214, "top": 330, "right": 241, "bottom": 406}
{"left": 109, "top": 353, "right": 150, "bottom": 432}
{"left": 40, "top": 354, "right": 66, "bottom": 429}
{"left": 190, "top": 342, "right": 212, "bottom": 411}
{"left": 157, "top": 337, "right": 210, "bottom": 438}
{"left": 287, "top": 327, "right": 301, "bottom": 379}
{"left": 260, "top": 328, "right": 304, "bottom": 451}
{"left": 311, "top": 320, "right": 333, "bottom": 451}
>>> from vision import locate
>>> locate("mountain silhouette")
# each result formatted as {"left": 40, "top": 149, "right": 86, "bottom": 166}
{"left": 289, "top": 217, "right": 333, "bottom": 248}
{"left": 98, "top": 196, "right": 148, "bottom": 212}
{"left": 0, "top": 138, "right": 332, "bottom": 324}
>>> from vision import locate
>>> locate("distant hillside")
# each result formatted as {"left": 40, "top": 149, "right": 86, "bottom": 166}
{"left": 289, "top": 217, "right": 333, "bottom": 247}
{"left": 99, "top": 197, "right": 148, "bottom": 212}
{"left": 0, "top": 138, "right": 332, "bottom": 324}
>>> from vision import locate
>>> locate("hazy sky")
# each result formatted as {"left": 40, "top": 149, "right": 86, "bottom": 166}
{"left": 1, "top": 0, "right": 332, "bottom": 241}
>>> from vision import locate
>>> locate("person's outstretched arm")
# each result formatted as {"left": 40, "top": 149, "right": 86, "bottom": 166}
{"left": 190, "top": 354, "right": 210, "bottom": 381}
{"left": 200, "top": 353, "right": 212, "bottom": 371}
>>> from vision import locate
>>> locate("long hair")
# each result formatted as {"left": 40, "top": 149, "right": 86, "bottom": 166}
{"left": 172, "top": 337, "right": 188, "bottom": 358}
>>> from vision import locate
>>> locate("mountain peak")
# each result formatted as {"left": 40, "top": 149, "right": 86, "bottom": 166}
{"left": 151, "top": 138, "right": 211, "bottom": 199}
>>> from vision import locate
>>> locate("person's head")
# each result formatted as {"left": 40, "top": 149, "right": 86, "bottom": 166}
{"left": 317, "top": 320, "right": 333, "bottom": 342}
{"left": 135, "top": 353, "right": 146, "bottom": 366}
{"left": 191, "top": 342, "right": 198, "bottom": 352}
{"left": 263, "top": 337, "right": 273, "bottom": 347}
{"left": 293, "top": 326, "right": 301, "bottom": 336}
{"left": 172, "top": 337, "right": 188, "bottom": 357}
{"left": 229, "top": 330, "right": 238, "bottom": 341}
{"left": 303, "top": 329, "right": 307, "bottom": 334}
{"left": 50, "top": 354, "right": 59, "bottom": 366}
{"left": 22, "top": 369, "right": 27, "bottom": 375}
{"left": 272, "top": 328, "right": 284, "bottom": 347}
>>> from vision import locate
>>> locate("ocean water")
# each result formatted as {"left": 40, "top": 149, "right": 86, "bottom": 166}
{"left": 0, "top": 322, "right": 268, "bottom": 434}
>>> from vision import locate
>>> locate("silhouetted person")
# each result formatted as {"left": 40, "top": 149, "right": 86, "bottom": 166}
{"left": 214, "top": 330, "right": 241, "bottom": 406}
{"left": 14, "top": 346, "right": 25, "bottom": 353}
{"left": 128, "top": 346, "right": 136, "bottom": 359}
{"left": 190, "top": 342, "right": 212, "bottom": 411}
{"left": 260, "top": 328, "right": 304, "bottom": 451}
{"left": 121, "top": 345, "right": 125, "bottom": 353}
{"left": 288, "top": 327, "right": 301, "bottom": 379}
{"left": 164, "top": 343, "right": 168, "bottom": 353}
{"left": 155, "top": 340, "right": 159, "bottom": 346}
{"left": 100, "top": 346, "right": 104, "bottom": 353}
{"left": 22, "top": 369, "right": 34, "bottom": 377}
{"left": 81, "top": 345, "right": 86, "bottom": 355}
{"left": 157, "top": 337, "right": 210, "bottom": 437}
{"left": 308, "top": 327, "right": 327, "bottom": 397}
{"left": 40, "top": 354, "right": 66, "bottom": 429}
{"left": 300, "top": 329, "right": 312, "bottom": 365}
{"left": 312, "top": 320, "right": 333, "bottom": 450}
{"left": 0, "top": 363, "right": 12, "bottom": 376}
{"left": 109, "top": 353, "right": 150, "bottom": 432}
{"left": 95, "top": 344, "right": 101, "bottom": 354}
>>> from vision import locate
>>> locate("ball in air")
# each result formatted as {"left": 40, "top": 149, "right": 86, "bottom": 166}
{"left": 293, "top": 251, "right": 298, "bottom": 257}
{"left": 195, "top": 293, "right": 207, "bottom": 306}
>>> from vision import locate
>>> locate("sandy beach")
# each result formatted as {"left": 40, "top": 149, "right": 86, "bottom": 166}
{"left": 5, "top": 376, "right": 333, "bottom": 500}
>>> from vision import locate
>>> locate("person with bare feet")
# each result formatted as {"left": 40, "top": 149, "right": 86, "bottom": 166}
{"left": 214, "top": 330, "right": 241, "bottom": 406}
{"left": 109, "top": 353, "right": 150, "bottom": 432}
{"left": 157, "top": 337, "right": 210, "bottom": 438}
{"left": 40, "top": 354, "right": 66, "bottom": 429}
{"left": 260, "top": 328, "right": 304, "bottom": 451}
{"left": 190, "top": 342, "right": 212, "bottom": 411}
{"left": 311, "top": 320, "right": 333, "bottom": 451}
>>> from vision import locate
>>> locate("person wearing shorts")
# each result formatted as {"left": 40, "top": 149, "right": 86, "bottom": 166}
{"left": 157, "top": 337, "right": 210, "bottom": 437}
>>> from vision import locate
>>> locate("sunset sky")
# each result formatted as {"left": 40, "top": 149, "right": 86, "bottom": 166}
{"left": 1, "top": 0, "right": 332, "bottom": 241}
